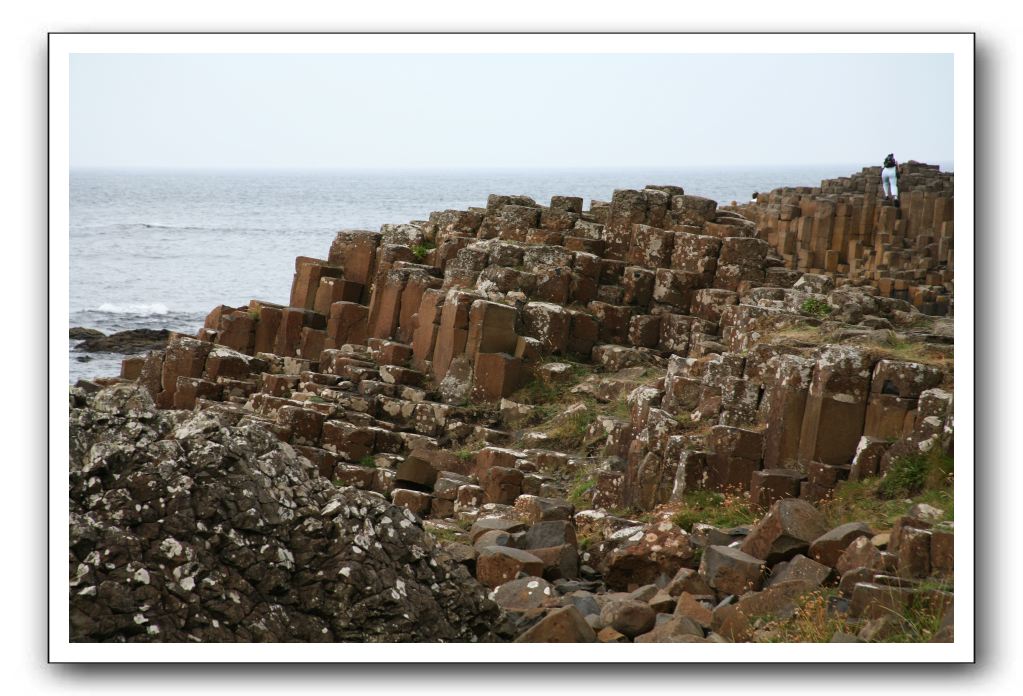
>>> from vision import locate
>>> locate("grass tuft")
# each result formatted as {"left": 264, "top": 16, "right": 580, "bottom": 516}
{"left": 670, "top": 489, "right": 759, "bottom": 532}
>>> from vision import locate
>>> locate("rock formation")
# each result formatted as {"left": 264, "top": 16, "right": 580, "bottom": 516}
{"left": 71, "top": 163, "right": 955, "bottom": 643}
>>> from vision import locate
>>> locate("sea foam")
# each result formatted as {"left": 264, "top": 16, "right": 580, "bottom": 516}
{"left": 96, "top": 302, "right": 170, "bottom": 315}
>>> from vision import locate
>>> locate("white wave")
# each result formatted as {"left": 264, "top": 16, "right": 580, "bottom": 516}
{"left": 95, "top": 302, "right": 170, "bottom": 315}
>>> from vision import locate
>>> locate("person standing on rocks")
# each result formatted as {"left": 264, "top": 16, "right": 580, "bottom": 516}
{"left": 881, "top": 153, "right": 899, "bottom": 204}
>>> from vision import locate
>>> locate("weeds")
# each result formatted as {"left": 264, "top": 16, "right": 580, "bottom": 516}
{"left": 822, "top": 453, "right": 954, "bottom": 529}
{"left": 454, "top": 448, "right": 478, "bottom": 463}
{"left": 567, "top": 469, "right": 597, "bottom": 509}
{"left": 671, "top": 489, "right": 759, "bottom": 532}
{"left": 800, "top": 298, "right": 833, "bottom": 318}
{"left": 410, "top": 242, "right": 436, "bottom": 261}
{"left": 539, "top": 401, "right": 598, "bottom": 452}
{"left": 860, "top": 332, "right": 954, "bottom": 371}
{"left": 762, "top": 590, "right": 846, "bottom": 642}
{"left": 879, "top": 449, "right": 954, "bottom": 499}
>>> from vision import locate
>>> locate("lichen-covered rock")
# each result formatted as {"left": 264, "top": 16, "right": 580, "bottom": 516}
{"left": 69, "top": 384, "right": 502, "bottom": 643}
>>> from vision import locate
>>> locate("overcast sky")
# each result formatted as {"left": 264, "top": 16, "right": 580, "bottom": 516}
{"left": 70, "top": 52, "right": 954, "bottom": 169}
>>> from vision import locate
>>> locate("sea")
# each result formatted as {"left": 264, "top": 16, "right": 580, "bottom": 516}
{"left": 67, "top": 165, "right": 932, "bottom": 383}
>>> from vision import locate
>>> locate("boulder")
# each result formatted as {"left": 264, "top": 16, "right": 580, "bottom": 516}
{"left": 476, "top": 546, "right": 545, "bottom": 588}
{"left": 699, "top": 545, "right": 766, "bottom": 595}
{"left": 740, "top": 498, "right": 830, "bottom": 564}
{"left": 809, "top": 522, "right": 874, "bottom": 568}
{"left": 491, "top": 577, "right": 557, "bottom": 612}
{"left": 599, "top": 599, "right": 657, "bottom": 638}
{"left": 600, "top": 519, "right": 696, "bottom": 591}
{"left": 514, "top": 605, "right": 597, "bottom": 643}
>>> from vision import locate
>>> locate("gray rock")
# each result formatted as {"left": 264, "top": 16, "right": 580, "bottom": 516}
{"left": 69, "top": 386, "right": 502, "bottom": 643}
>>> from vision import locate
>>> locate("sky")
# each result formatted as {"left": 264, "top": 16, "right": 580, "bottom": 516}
{"left": 70, "top": 52, "right": 954, "bottom": 169}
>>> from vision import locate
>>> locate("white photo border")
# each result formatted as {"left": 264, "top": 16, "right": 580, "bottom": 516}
{"left": 49, "top": 31, "right": 974, "bottom": 663}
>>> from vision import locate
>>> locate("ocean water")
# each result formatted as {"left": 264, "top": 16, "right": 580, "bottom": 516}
{"left": 68, "top": 165, "right": 883, "bottom": 383}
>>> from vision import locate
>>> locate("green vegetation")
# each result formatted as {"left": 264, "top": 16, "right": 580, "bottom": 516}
{"left": 357, "top": 455, "right": 376, "bottom": 468}
{"left": 862, "top": 332, "right": 954, "bottom": 372}
{"left": 567, "top": 469, "right": 597, "bottom": 509}
{"left": 874, "top": 591, "right": 951, "bottom": 643}
{"left": 410, "top": 241, "right": 436, "bottom": 261}
{"left": 821, "top": 450, "right": 954, "bottom": 529}
{"left": 540, "top": 402, "right": 598, "bottom": 451}
{"left": 424, "top": 525, "right": 467, "bottom": 545}
{"left": 307, "top": 394, "right": 328, "bottom": 404}
{"left": 761, "top": 589, "right": 847, "bottom": 643}
{"left": 454, "top": 448, "right": 478, "bottom": 463}
{"left": 800, "top": 298, "right": 833, "bottom": 318}
{"left": 879, "top": 449, "right": 954, "bottom": 499}
{"left": 670, "top": 489, "right": 759, "bottom": 532}
{"left": 762, "top": 584, "right": 951, "bottom": 643}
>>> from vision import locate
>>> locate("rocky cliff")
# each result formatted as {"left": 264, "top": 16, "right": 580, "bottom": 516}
{"left": 72, "top": 164, "right": 955, "bottom": 643}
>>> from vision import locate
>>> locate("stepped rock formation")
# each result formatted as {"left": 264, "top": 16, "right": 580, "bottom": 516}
{"left": 72, "top": 164, "right": 956, "bottom": 643}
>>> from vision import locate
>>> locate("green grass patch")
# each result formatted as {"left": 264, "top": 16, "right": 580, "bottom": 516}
{"left": 454, "top": 448, "right": 478, "bottom": 464}
{"left": 800, "top": 298, "right": 833, "bottom": 318}
{"left": 822, "top": 455, "right": 953, "bottom": 530}
{"left": 861, "top": 332, "right": 954, "bottom": 372}
{"left": 356, "top": 455, "right": 376, "bottom": 468}
{"left": 410, "top": 241, "right": 436, "bottom": 261}
{"left": 567, "top": 469, "right": 597, "bottom": 509}
{"left": 671, "top": 489, "right": 759, "bottom": 532}
{"left": 879, "top": 449, "right": 954, "bottom": 499}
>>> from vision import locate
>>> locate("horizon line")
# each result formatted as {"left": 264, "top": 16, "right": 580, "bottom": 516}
{"left": 69, "top": 161, "right": 954, "bottom": 172}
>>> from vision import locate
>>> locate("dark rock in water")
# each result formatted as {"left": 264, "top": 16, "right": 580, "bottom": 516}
{"left": 68, "top": 383, "right": 503, "bottom": 643}
{"left": 69, "top": 327, "right": 106, "bottom": 340}
{"left": 74, "top": 328, "right": 170, "bottom": 354}
{"left": 74, "top": 356, "right": 93, "bottom": 362}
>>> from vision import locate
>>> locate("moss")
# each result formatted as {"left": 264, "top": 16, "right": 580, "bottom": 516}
{"left": 357, "top": 455, "right": 376, "bottom": 468}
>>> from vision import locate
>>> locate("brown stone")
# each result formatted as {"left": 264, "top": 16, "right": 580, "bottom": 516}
{"left": 327, "top": 229, "right": 381, "bottom": 291}
{"left": 514, "top": 605, "right": 597, "bottom": 643}
{"left": 835, "top": 536, "right": 885, "bottom": 576}
{"left": 765, "top": 554, "right": 831, "bottom": 588}
{"left": 391, "top": 488, "right": 431, "bottom": 517}
{"left": 325, "top": 302, "right": 368, "bottom": 349}
{"left": 699, "top": 545, "right": 765, "bottom": 595}
{"left": 481, "top": 465, "right": 524, "bottom": 505}
{"left": 600, "top": 599, "right": 656, "bottom": 638}
{"left": 470, "top": 352, "right": 523, "bottom": 403}
{"left": 797, "top": 346, "right": 872, "bottom": 466}
{"left": 809, "top": 522, "right": 874, "bottom": 568}
{"left": 476, "top": 546, "right": 545, "bottom": 588}
{"left": 740, "top": 498, "right": 829, "bottom": 564}
{"left": 750, "top": 469, "right": 805, "bottom": 509}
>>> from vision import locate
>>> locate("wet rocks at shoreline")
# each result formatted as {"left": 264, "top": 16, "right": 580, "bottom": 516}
{"left": 71, "top": 327, "right": 170, "bottom": 354}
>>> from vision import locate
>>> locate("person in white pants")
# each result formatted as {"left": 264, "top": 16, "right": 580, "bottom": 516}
{"left": 881, "top": 153, "right": 899, "bottom": 201}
